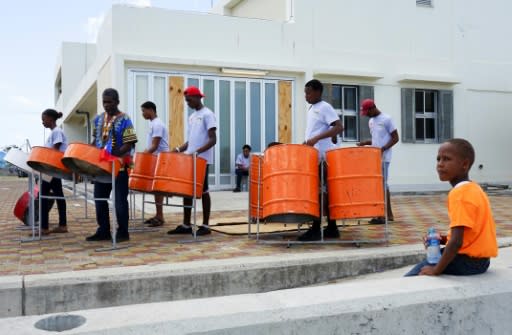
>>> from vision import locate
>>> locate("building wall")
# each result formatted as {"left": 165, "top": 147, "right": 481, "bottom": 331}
{"left": 59, "top": 0, "right": 512, "bottom": 188}
{"left": 230, "top": 0, "right": 289, "bottom": 21}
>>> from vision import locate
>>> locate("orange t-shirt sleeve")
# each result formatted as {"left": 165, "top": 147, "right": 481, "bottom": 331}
{"left": 447, "top": 182, "right": 497, "bottom": 258}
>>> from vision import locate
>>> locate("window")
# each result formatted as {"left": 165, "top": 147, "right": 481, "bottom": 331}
{"left": 401, "top": 88, "right": 453, "bottom": 143}
{"left": 322, "top": 84, "right": 373, "bottom": 142}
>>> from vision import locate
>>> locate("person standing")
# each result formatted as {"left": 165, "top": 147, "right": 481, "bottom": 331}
{"left": 40, "top": 109, "right": 68, "bottom": 235}
{"left": 86, "top": 88, "right": 137, "bottom": 242}
{"left": 233, "top": 144, "right": 251, "bottom": 192}
{"left": 167, "top": 86, "right": 217, "bottom": 236}
{"left": 357, "top": 99, "right": 399, "bottom": 224}
{"left": 141, "top": 101, "right": 169, "bottom": 226}
{"left": 299, "top": 79, "right": 344, "bottom": 241}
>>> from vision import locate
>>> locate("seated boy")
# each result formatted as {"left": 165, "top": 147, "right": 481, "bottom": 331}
{"left": 405, "top": 138, "right": 498, "bottom": 276}
{"left": 233, "top": 144, "right": 251, "bottom": 192}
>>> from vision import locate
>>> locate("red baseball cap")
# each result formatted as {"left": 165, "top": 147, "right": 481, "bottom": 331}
{"left": 184, "top": 86, "right": 205, "bottom": 97}
{"left": 360, "top": 99, "right": 375, "bottom": 116}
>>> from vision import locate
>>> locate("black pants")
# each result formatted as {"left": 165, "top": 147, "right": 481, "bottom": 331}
{"left": 93, "top": 170, "right": 129, "bottom": 236}
{"left": 235, "top": 168, "right": 249, "bottom": 189}
{"left": 41, "top": 178, "right": 67, "bottom": 229}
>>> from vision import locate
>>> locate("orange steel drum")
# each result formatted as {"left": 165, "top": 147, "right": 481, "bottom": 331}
{"left": 262, "top": 144, "right": 319, "bottom": 223}
{"left": 129, "top": 152, "right": 157, "bottom": 192}
{"left": 62, "top": 143, "right": 121, "bottom": 183}
{"left": 249, "top": 153, "right": 263, "bottom": 220}
{"left": 152, "top": 152, "right": 207, "bottom": 198}
{"left": 325, "top": 147, "right": 384, "bottom": 220}
{"left": 27, "top": 146, "right": 73, "bottom": 180}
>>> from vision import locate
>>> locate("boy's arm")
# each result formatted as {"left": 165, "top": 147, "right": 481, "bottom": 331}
{"left": 420, "top": 226, "right": 464, "bottom": 276}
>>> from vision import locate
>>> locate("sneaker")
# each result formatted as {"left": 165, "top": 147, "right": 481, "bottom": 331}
{"left": 297, "top": 227, "right": 321, "bottom": 241}
{"left": 85, "top": 232, "right": 112, "bottom": 241}
{"left": 50, "top": 226, "right": 68, "bottom": 233}
{"left": 368, "top": 218, "right": 386, "bottom": 225}
{"left": 232, "top": 188, "right": 241, "bottom": 193}
{"left": 323, "top": 225, "right": 340, "bottom": 238}
{"left": 195, "top": 226, "right": 211, "bottom": 236}
{"left": 115, "top": 234, "right": 130, "bottom": 243}
{"left": 167, "top": 225, "right": 192, "bottom": 235}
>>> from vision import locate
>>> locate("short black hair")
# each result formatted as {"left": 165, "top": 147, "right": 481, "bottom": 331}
{"left": 267, "top": 141, "right": 282, "bottom": 148}
{"left": 243, "top": 144, "right": 252, "bottom": 151}
{"left": 305, "top": 79, "right": 323, "bottom": 94}
{"left": 141, "top": 101, "right": 157, "bottom": 112}
{"left": 446, "top": 138, "right": 475, "bottom": 169}
{"left": 42, "top": 109, "right": 63, "bottom": 120}
{"left": 102, "top": 88, "right": 119, "bottom": 102}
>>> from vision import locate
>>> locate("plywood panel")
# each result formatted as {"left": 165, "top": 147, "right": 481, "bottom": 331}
{"left": 169, "top": 76, "right": 184, "bottom": 148}
{"left": 278, "top": 81, "right": 292, "bottom": 143}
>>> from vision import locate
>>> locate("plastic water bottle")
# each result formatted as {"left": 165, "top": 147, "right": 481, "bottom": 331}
{"left": 426, "top": 227, "right": 441, "bottom": 264}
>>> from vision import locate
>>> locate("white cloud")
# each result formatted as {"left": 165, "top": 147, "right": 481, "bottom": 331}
{"left": 10, "top": 95, "right": 39, "bottom": 108}
{"left": 121, "top": 0, "right": 152, "bottom": 7}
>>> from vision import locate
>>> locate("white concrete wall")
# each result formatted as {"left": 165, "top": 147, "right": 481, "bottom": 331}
{"left": 59, "top": 42, "right": 96, "bottom": 109}
{"left": 59, "top": 0, "right": 512, "bottom": 187}
{"left": 230, "top": 0, "right": 288, "bottom": 21}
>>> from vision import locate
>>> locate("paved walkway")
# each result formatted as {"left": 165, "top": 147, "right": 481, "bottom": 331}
{"left": 1, "top": 176, "right": 512, "bottom": 276}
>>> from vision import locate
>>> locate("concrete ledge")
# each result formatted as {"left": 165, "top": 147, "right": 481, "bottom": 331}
{"left": 0, "top": 276, "right": 22, "bottom": 318}
{"left": 21, "top": 245, "right": 424, "bottom": 316}
{"left": 2, "top": 267, "right": 512, "bottom": 334}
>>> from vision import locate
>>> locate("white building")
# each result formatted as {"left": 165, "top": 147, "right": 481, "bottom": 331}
{"left": 55, "top": 0, "right": 512, "bottom": 191}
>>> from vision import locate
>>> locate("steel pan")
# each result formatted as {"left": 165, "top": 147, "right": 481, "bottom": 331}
{"left": 27, "top": 146, "right": 73, "bottom": 180}
{"left": 4, "top": 148, "right": 33, "bottom": 174}
{"left": 129, "top": 152, "right": 157, "bottom": 192}
{"left": 152, "top": 152, "right": 207, "bottom": 198}
{"left": 62, "top": 143, "right": 121, "bottom": 183}
{"left": 325, "top": 147, "right": 385, "bottom": 220}
{"left": 249, "top": 153, "right": 263, "bottom": 220}
{"left": 262, "top": 144, "right": 320, "bottom": 223}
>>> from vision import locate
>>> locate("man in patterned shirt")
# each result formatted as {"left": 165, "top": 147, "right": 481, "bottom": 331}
{"left": 86, "top": 88, "right": 137, "bottom": 243}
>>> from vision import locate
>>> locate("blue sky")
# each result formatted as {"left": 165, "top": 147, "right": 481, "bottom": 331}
{"left": 0, "top": 0, "right": 218, "bottom": 149}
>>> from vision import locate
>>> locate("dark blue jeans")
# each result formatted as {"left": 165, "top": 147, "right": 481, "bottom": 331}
{"left": 405, "top": 248, "right": 490, "bottom": 276}
{"left": 235, "top": 168, "right": 248, "bottom": 189}
{"left": 93, "top": 170, "right": 129, "bottom": 236}
{"left": 41, "top": 178, "right": 67, "bottom": 229}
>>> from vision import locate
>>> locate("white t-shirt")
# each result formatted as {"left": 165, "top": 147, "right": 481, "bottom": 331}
{"left": 235, "top": 153, "right": 250, "bottom": 169}
{"left": 304, "top": 100, "right": 339, "bottom": 158}
{"left": 146, "top": 117, "right": 169, "bottom": 154}
{"left": 369, "top": 112, "right": 397, "bottom": 163}
{"left": 186, "top": 107, "right": 217, "bottom": 164}
{"left": 45, "top": 127, "right": 68, "bottom": 153}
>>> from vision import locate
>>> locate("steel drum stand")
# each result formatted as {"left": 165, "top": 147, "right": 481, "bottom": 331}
{"left": 18, "top": 171, "right": 88, "bottom": 242}
{"left": 177, "top": 153, "right": 211, "bottom": 244}
{"left": 96, "top": 161, "right": 131, "bottom": 252}
{"left": 253, "top": 156, "right": 389, "bottom": 246}
{"left": 127, "top": 191, "right": 161, "bottom": 233}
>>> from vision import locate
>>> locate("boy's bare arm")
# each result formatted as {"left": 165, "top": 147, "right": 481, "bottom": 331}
{"left": 420, "top": 226, "right": 464, "bottom": 276}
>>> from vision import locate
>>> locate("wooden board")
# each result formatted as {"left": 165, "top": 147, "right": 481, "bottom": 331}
{"left": 278, "top": 80, "right": 292, "bottom": 143}
{"left": 169, "top": 76, "right": 184, "bottom": 149}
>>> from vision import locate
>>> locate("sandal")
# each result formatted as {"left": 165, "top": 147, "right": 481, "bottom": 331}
{"left": 144, "top": 216, "right": 158, "bottom": 225}
{"left": 148, "top": 217, "right": 165, "bottom": 227}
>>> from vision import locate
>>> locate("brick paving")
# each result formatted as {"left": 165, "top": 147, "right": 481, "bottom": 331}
{"left": 1, "top": 176, "right": 512, "bottom": 276}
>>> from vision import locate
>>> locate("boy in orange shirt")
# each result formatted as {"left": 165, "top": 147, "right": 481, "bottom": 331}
{"left": 405, "top": 138, "right": 498, "bottom": 276}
